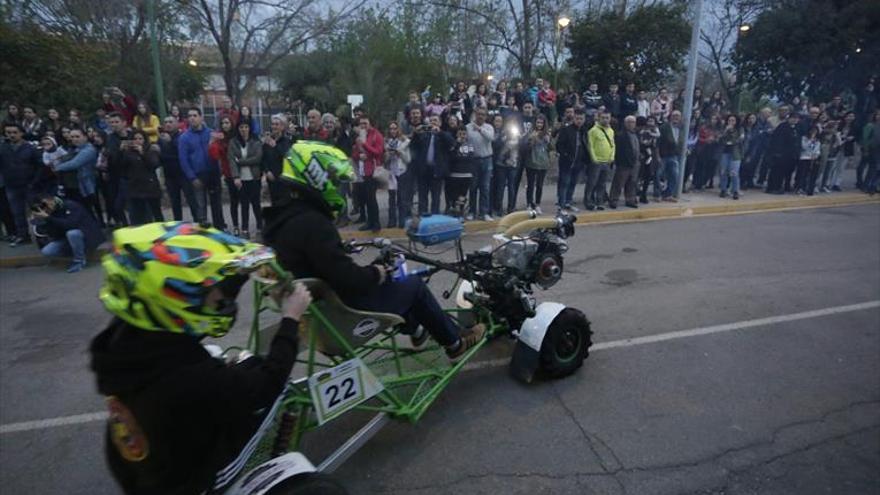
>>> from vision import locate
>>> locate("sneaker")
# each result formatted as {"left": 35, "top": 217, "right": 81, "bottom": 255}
{"left": 733, "top": 193, "right": 740, "bottom": 200}
{"left": 567, "top": 205, "right": 580, "bottom": 213}
{"left": 595, "top": 205, "right": 605, "bottom": 211}
{"left": 465, "top": 214, "right": 474, "bottom": 221}
{"left": 534, "top": 206, "right": 543, "bottom": 215}
{"left": 446, "top": 324, "right": 487, "bottom": 361}
{"left": 482, "top": 214, "right": 494, "bottom": 222}
{"left": 409, "top": 326, "right": 429, "bottom": 348}
{"left": 831, "top": 185, "right": 842, "bottom": 192}
{"left": 9, "top": 236, "right": 30, "bottom": 247}
{"left": 66, "top": 260, "right": 85, "bottom": 273}
{"left": 639, "top": 197, "right": 649, "bottom": 204}
{"left": 720, "top": 191, "right": 728, "bottom": 198}
{"left": 625, "top": 202, "right": 638, "bottom": 209}
{"left": 585, "top": 205, "right": 596, "bottom": 211}
{"left": 608, "top": 202, "right": 618, "bottom": 209}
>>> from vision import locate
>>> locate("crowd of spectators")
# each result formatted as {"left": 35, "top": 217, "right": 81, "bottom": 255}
{"left": 1, "top": 76, "right": 878, "bottom": 263}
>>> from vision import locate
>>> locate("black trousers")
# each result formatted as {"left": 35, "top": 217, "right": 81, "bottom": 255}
{"left": 362, "top": 176, "right": 380, "bottom": 229}
{"left": 129, "top": 197, "right": 164, "bottom": 225}
{"left": 0, "top": 186, "right": 16, "bottom": 237}
{"left": 766, "top": 156, "right": 793, "bottom": 193}
{"left": 395, "top": 170, "right": 415, "bottom": 228}
{"left": 444, "top": 176, "right": 471, "bottom": 216}
{"left": 525, "top": 168, "right": 547, "bottom": 208}
{"left": 583, "top": 162, "right": 611, "bottom": 208}
{"left": 417, "top": 168, "right": 443, "bottom": 215}
{"left": 224, "top": 177, "right": 242, "bottom": 228}
{"left": 345, "top": 275, "right": 459, "bottom": 346}
{"left": 165, "top": 174, "right": 198, "bottom": 221}
{"left": 239, "top": 179, "right": 262, "bottom": 232}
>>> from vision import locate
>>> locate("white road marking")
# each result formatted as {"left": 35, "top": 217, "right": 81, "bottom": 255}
{"left": 0, "top": 411, "right": 109, "bottom": 434}
{"left": 3, "top": 300, "right": 878, "bottom": 435}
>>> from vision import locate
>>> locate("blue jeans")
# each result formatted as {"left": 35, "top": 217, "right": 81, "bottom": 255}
{"left": 719, "top": 153, "right": 741, "bottom": 194}
{"left": 345, "top": 275, "right": 459, "bottom": 346}
{"left": 660, "top": 156, "right": 680, "bottom": 198}
{"left": 41, "top": 229, "right": 85, "bottom": 262}
{"left": 469, "top": 157, "right": 493, "bottom": 216}
{"left": 4, "top": 186, "right": 29, "bottom": 239}
{"left": 557, "top": 160, "right": 582, "bottom": 207}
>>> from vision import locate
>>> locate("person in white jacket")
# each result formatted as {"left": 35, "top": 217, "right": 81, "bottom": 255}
{"left": 384, "top": 121, "right": 412, "bottom": 228}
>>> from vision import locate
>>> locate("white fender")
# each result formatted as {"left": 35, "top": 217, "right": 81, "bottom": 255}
{"left": 227, "top": 452, "right": 316, "bottom": 495}
{"left": 454, "top": 280, "right": 475, "bottom": 309}
{"left": 510, "top": 302, "right": 566, "bottom": 383}
{"left": 517, "top": 302, "right": 566, "bottom": 351}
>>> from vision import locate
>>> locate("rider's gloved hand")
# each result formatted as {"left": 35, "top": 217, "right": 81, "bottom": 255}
{"left": 282, "top": 283, "right": 312, "bottom": 322}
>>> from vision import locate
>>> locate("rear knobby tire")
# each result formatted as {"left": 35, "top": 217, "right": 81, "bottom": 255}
{"left": 538, "top": 308, "right": 592, "bottom": 378}
{"left": 265, "top": 473, "right": 349, "bottom": 495}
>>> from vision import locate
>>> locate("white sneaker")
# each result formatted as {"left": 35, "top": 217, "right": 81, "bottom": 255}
{"left": 567, "top": 205, "right": 580, "bottom": 213}
{"left": 465, "top": 214, "right": 474, "bottom": 221}
{"left": 482, "top": 214, "right": 494, "bottom": 221}
{"left": 534, "top": 206, "right": 543, "bottom": 215}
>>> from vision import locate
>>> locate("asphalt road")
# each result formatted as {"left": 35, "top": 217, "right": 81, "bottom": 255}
{"left": 1, "top": 204, "right": 878, "bottom": 494}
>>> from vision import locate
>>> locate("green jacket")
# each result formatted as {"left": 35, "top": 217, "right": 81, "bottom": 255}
{"left": 588, "top": 124, "right": 615, "bottom": 164}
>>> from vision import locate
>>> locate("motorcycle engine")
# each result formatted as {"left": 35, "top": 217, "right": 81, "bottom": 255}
{"left": 491, "top": 234, "right": 566, "bottom": 289}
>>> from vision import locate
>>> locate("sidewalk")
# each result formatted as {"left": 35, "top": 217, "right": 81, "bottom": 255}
{"left": 3, "top": 171, "right": 878, "bottom": 268}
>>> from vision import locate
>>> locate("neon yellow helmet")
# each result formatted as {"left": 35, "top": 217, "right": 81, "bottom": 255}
{"left": 280, "top": 141, "right": 354, "bottom": 215}
{"left": 99, "top": 222, "right": 276, "bottom": 338}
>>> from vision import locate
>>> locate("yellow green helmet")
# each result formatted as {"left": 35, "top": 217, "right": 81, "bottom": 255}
{"left": 281, "top": 141, "right": 354, "bottom": 215}
{"left": 99, "top": 222, "right": 276, "bottom": 337}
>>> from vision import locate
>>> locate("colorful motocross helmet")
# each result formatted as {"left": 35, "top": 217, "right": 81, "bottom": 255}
{"left": 99, "top": 222, "right": 276, "bottom": 337}
{"left": 280, "top": 141, "right": 354, "bottom": 216}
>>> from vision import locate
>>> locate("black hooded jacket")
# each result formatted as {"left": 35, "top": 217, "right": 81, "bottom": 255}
{"left": 262, "top": 188, "right": 381, "bottom": 302}
{"left": 89, "top": 317, "right": 299, "bottom": 495}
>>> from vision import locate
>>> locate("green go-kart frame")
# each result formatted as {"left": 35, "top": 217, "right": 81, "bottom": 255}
{"left": 231, "top": 211, "right": 592, "bottom": 484}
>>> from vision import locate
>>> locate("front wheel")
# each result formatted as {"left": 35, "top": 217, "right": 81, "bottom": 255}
{"left": 538, "top": 308, "right": 592, "bottom": 378}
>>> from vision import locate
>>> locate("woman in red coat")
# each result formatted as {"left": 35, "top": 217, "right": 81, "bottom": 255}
{"left": 208, "top": 116, "right": 241, "bottom": 235}
{"left": 351, "top": 115, "right": 385, "bottom": 232}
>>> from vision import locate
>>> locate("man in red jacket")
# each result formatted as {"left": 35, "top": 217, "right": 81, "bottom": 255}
{"left": 351, "top": 115, "right": 385, "bottom": 232}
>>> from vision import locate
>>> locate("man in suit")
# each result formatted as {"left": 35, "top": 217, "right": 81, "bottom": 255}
{"left": 409, "top": 114, "right": 454, "bottom": 215}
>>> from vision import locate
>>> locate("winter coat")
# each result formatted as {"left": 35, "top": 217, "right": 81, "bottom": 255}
{"left": 55, "top": 142, "right": 98, "bottom": 196}
{"left": 0, "top": 140, "right": 42, "bottom": 189}
{"left": 410, "top": 128, "right": 454, "bottom": 179}
{"left": 208, "top": 138, "right": 232, "bottom": 178}
{"left": 588, "top": 123, "right": 616, "bottom": 164}
{"left": 227, "top": 137, "right": 264, "bottom": 181}
{"left": 178, "top": 125, "right": 215, "bottom": 181}
{"left": 351, "top": 127, "right": 384, "bottom": 178}
{"left": 122, "top": 149, "right": 162, "bottom": 199}
{"left": 41, "top": 198, "right": 104, "bottom": 250}
{"left": 90, "top": 316, "right": 299, "bottom": 495}
{"left": 158, "top": 132, "right": 184, "bottom": 181}
{"left": 262, "top": 192, "right": 382, "bottom": 301}
{"left": 556, "top": 124, "right": 589, "bottom": 167}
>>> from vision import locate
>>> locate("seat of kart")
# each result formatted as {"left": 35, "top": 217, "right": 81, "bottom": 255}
{"left": 294, "top": 278, "right": 406, "bottom": 357}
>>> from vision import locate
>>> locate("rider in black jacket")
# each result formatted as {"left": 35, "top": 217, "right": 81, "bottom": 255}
{"left": 90, "top": 222, "right": 312, "bottom": 494}
{"left": 261, "top": 141, "right": 485, "bottom": 360}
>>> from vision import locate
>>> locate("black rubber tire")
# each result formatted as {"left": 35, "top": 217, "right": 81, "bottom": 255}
{"left": 538, "top": 307, "right": 592, "bottom": 379}
{"left": 265, "top": 472, "right": 350, "bottom": 495}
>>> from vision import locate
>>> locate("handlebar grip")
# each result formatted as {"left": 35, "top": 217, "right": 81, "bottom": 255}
{"left": 503, "top": 218, "right": 561, "bottom": 237}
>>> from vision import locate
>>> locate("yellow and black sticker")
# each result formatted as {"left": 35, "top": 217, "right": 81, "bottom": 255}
{"left": 106, "top": 396, "right": 149, "bottom": 462}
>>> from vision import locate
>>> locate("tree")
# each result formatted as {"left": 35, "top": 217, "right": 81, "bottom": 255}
{"left": 732, "top": 0, "right": 880, "bottom": 101}
{"left": 278, "top": 9, "right": 448, "bottom": 123}
{"left": 184, "top": 0, "right": 364, "bottom": 105}
{"left": 699, "top": 0, "right": 770, "bottom": 105}
{"left": 4, "top": 0, "right": 203, "bottom": 110}
{"left": 566, "top": 2, "right": 691, "bottom": 90}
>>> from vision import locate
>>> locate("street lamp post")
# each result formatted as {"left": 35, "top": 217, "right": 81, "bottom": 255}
{"left": 147, "top": 0, "right": 167, "bottom": 120}
{"left": 555, "top": 16, "right": 571, "bottom": 90}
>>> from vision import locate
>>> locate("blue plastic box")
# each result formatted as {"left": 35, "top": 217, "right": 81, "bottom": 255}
{"left": 405, "top": 215, "right": 464, "bottom": 246}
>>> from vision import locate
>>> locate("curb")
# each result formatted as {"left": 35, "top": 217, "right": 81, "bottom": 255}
{"left": 2, "top": 195, "right": 877, "bottom": 269}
